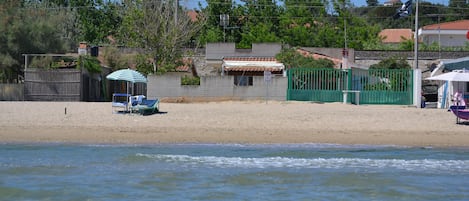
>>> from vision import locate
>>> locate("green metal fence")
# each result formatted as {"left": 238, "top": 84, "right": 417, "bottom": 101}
{"left": 287, "top": 68, "right": 413, "bottom": 105}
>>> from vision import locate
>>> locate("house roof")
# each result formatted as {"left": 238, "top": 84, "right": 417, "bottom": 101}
{"left": 187, "top": 10, "right": 198, "bottom": 22}
{"left": 384, "top": 0, "right": 400, "bottom": 6}
{"left": 222, "top": 57, "right": 284, "bottom": 72}
{"left": 296, "top": 49, "right": 342, "bottom": 68}
{"left": 379, "top": 29, "right": 413, "bottom": 43}
{"left": 175, "top": 58, "right": 193, "bottom": 72}
{"left": 422, "top": 20, "right": 469, "bottom": 30}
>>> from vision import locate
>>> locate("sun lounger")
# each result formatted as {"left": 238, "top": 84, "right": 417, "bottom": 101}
{"left": 131, "top": 97, "right": 159, "bottom": 115}
{"left": 449, "top": 105, "right": 469, "bottom": 124}
{"left": 448, "top": 92, "right": 468, "bottom": 123}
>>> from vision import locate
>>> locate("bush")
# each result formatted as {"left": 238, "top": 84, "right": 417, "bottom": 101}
{"left": 79, "top": 56, "right": 102, "bottom": 73}
{"left": 181, "top": 75, "right": 200, "bottom": 85}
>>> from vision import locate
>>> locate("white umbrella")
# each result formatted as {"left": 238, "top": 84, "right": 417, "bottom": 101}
{"left": 426, "top": 69, "right": 468, "bottom": 118}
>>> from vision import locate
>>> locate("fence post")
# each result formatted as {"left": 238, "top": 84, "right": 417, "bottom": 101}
{"left": 413, "top": 69, "right": 422, "bottom": 108}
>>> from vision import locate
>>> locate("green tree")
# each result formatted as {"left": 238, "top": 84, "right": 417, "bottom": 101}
{"left": 236, "top": 0, "right": 282, "bottom": 48}
{"left": 197, "top": 0, "right": 234, "bottom": 44}
{"left": 0, "top": 1, "right": 72, "bottom": 82}
{"left": 279, "top": 0, "right": 328, "bottom": 47}
{"left": 118, "top": 0, "right": 204, "bottom": 74}
{"left": 72, "top": 0, "right": 122, "bottom": 45}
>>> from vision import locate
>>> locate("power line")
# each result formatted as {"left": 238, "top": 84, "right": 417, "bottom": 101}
{"left": 9, "top": 2, "right": 469, "bottom": 20}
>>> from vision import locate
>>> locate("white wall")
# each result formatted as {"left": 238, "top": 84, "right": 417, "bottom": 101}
{"left": 147, "top": 75, "right": 288, "bottom": 101}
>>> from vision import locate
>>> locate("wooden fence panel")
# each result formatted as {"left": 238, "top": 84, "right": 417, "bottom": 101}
{"left": 24, "top": 69, "right": 81, "bottom": 101}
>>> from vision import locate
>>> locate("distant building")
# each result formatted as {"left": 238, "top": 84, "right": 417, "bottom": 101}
{"left": 418, "top": 20, "right": 469, "bottom": 47}
{"left": 221, "top": 57, "right": 285, "bottom": 86}
{"left": 384, "top": 0, "right": 401, "bottom": 6}
{"left": 379, "top": 29, "right": 413, "bottom": 43}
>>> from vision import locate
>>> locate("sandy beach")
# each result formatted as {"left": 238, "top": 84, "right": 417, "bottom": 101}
{"left": 0, "top": 101, "right": 468, "bottom": 147}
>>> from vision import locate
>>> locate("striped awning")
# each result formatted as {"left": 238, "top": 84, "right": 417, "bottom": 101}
{"left": 222, "top": 57, "right": 285, "bottom": 72}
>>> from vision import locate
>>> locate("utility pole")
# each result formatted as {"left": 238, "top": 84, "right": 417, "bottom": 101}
{"left": 414, "top": 0, "right": 419, "bottom": 69}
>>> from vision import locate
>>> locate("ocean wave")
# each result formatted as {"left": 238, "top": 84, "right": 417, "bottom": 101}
{"left": 136, "top": 153, "right": 469, "bottom": 173}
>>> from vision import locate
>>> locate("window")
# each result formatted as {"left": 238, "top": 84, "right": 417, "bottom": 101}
{"left": 234, "top": 76, "right": 253, "bottom": 86}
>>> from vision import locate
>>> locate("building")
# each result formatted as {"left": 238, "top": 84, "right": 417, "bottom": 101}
{"left": 221, "top": 57, "right": 285, "bottom": 86}
{"left": 418, "top": 20, "right": 469, "bottom": 47}
{"left": 379, "top": 29, "right": 413, "bottom": 44}
{"left": 383, "top": 0, "right": 401, "bottom": 6}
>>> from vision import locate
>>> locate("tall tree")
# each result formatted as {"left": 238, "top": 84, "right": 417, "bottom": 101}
{"left": 237, "top": 0, "right": 282, "bottom": 48}
{"left": 279, "top": 0, "right": 328, "bottom": 46}
{"left": 0, "top": 1, "right": 72, "bottom": 82}
{"left": 322, "top": 0, "right": 381, "bottom": 49}
{"left": 198, "top": 0, "right": 235, "bottom": 43}
{"left": 118, "top": 0, "right": 204, "bottom": 74}
{"left": 71, "top": 0, "right": 122, "bottom": 45}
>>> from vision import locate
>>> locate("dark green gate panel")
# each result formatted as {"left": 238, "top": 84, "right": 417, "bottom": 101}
{"left": 287, "top": 68, "right": 413, "bottom": 105}
{"left": 287, "top": 68, "right": 348, "bottom": 102}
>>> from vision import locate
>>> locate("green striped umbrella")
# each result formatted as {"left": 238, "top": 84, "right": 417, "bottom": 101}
{"left": 106, "top": 69, "right": 147, "bottom": 83}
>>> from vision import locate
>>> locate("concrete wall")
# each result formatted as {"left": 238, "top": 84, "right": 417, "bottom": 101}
{"left": 147, "top": 75, "right": 287, "bottom": 101}
{"left": 0, "top": 84, "right": 24, "bottom": 101}
{"left": 355, "top": 50, "right": 469, "bottom": 60}
{"left": 205, "top": 43, "right": 282, "bottom": 60}
{"left": 423, "top": 35, "right": 468, "bottom": 47}
{"left": 354, "top": 50, "right": 469, "bottom": 70}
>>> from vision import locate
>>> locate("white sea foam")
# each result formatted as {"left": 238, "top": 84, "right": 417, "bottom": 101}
{"left": 136, "top": 153, "right": 469, "bottom": 173}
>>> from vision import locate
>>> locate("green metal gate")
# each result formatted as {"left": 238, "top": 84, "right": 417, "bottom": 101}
{"left": 287, "top": 68, "right": 413, "bottom": 105}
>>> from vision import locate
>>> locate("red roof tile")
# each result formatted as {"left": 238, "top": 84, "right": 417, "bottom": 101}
{"left": 379, "top": 29, "right": 413, "bottom": 43}
{"left": 176, "top": 65, "right": 190, "bottom": 72}
{"left": 296, "top": 49, "right": 342, "bottom": 67}
{"left": 422, "top": 20, "right": 469, "bottom": 30}
{"left": 187, "top": 10, "right": 198, "bottom": 22}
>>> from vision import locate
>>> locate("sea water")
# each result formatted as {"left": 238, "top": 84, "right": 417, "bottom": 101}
{"left": 0, "top": 143, "right": 468, "bottom": 201}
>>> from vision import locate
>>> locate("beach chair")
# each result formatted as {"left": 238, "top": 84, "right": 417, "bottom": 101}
{"left": 449, "top": 93, "right": 468, "bottom": 123}
{"left": 111, "top": 93, "right": 131, "bottom": 113}
{"left": 130, "top": 96, "right": 159, "bottom": 115}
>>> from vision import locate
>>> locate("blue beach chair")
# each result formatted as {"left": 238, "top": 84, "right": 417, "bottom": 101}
{"left": 130, "top": 95, "right": 159, "bottom": 115}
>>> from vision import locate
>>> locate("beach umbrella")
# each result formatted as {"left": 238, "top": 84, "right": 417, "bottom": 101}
{"left": 106, "top": 68, "right": 147, "bottom": 83}
{"left": 106, "top": 69, "right": 147, "bottom": 112}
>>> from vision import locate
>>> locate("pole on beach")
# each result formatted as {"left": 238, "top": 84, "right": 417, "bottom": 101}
{"left": 264, "top": 71, "right": 272, "bottom": 104}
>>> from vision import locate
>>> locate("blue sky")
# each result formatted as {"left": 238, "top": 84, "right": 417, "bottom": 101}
{"left": 181, "top": 0, "right": 449, "bottom": 10}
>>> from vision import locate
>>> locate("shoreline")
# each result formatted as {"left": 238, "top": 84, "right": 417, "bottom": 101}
{"left": 1, "top": 101, "right": 468, "bottom": 148}
{"left": 3, "top": 141, "right": 469, "bottom": 150}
